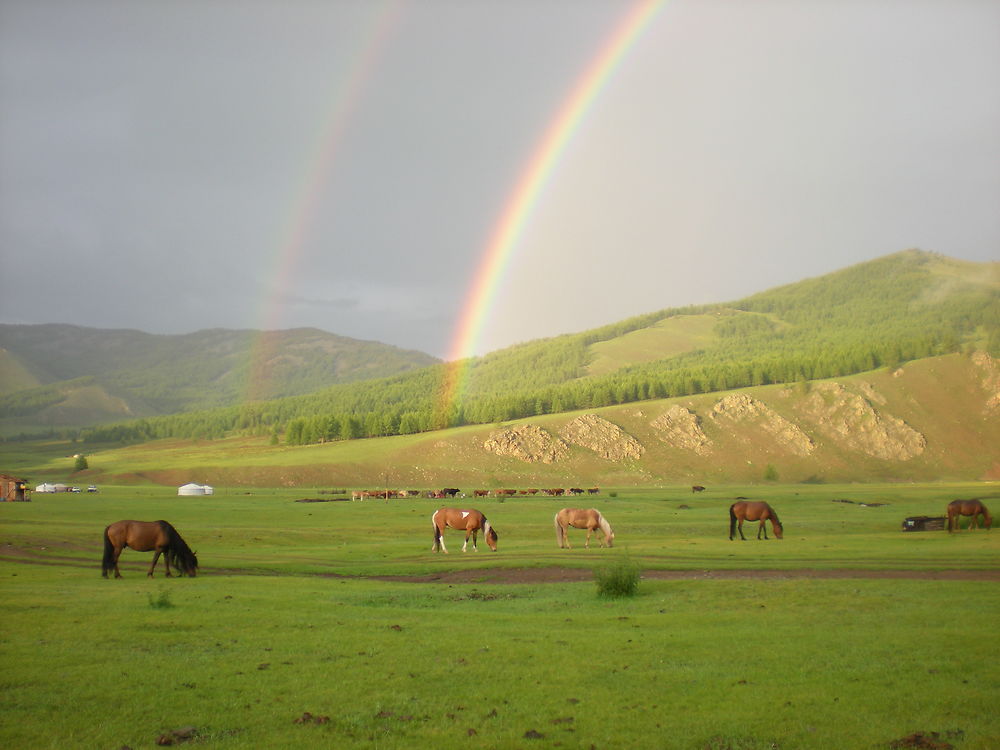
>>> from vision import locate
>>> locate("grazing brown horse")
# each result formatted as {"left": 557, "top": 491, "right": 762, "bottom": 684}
{"left": 729, "top": 501, "right": 783, "bottom": 540}
{"left": 102, "top": 520, "right": 198, "bottom": 578}
{"left": 947, "top": 500, "right": 992, "bottom": 532}
{"left": 431, "top": 508, "right": 498, "bottom": 553}
{"left": 554, "top": 508, "right": 614, "bottom": 549}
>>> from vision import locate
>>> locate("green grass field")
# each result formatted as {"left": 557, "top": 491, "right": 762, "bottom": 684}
{"left": 2, "top": 484, "right": 998, "bottom": 749}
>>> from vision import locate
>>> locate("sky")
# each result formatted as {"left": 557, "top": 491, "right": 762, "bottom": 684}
{"left": 1, "top": 0, "right": 998, "bottom": 360}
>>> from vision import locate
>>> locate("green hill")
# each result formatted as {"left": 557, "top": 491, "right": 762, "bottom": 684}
{"left": 12, "top": 351, "right": 1000, "bottom": 486}
{"left": 66, "top": 249, "right": 997, "bottom": 447}
{"left": 0, "top": 325, "right": 438, "bottom": 434}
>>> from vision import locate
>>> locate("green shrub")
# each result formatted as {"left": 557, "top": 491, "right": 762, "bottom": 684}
{"left": 147, "top": 589, "right": 174, "bottom": 609}
{"left": 594, "top": 556, "right": 640, "bottom": 598}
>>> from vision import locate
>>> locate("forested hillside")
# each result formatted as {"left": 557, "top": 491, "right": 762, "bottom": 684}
{"left": 0, "top": 325, "right": 438, "bottom": 433}
{"left": 75, "top": 250, "right": 998, "bottom": 446}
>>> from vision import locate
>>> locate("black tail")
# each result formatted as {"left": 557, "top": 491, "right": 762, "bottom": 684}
{"left": 729, "top": 504, "right": 737, "bottom": 540}
{"left": 101, "top": 525, "right": 115, "bottom": 577}
{"left": 158, "top": 520, "right": 198, "bottom": 576}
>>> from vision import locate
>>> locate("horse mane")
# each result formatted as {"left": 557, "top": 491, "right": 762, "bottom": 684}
{"left": 483, "top": 517, "right": 498, "bottom": 540}
{"left": 595, "top": 510, "right": 613, "bottom": 537}
{"left": 767, "top": 505, "right": 782, "bottom": 528}
{"left": 157, "top": 520, "right": 198, "bottom": 576}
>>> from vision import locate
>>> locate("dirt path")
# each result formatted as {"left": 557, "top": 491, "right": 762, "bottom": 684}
{"left": 3, "top": 544, "right": 997, "bottom": 582}
{"left": 372, "top": 567, "right": 1000, "bottom": 584}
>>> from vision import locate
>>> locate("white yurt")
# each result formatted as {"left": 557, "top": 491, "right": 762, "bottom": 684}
{"left": 35, "top": 483, "right": 57, "bottom": 493}
{"left": 177, "top": 483, "right": 207, "bottom": 496}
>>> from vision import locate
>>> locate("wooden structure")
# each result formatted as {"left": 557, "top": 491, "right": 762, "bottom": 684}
{"left": 1, "top": 474, "right": 31, "bottom": 502}
{"left": 901, "top": 516, "right": 946, "bottom": 532}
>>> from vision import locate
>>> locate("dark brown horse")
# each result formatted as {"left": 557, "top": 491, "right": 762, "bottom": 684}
{"left": 554, "top": 508, "right": 615, "bottom": 549}
{"left": 947, "top": 500, "right": 992, "bottom": 532}
{"left": 431, "top": 508, "right": 498, "bottom": 553}
{"left": 729, "top": 501, "right": 783, "bottom": 540}
{"left": 102, "top": 520, "right": 198, "bottom": 578}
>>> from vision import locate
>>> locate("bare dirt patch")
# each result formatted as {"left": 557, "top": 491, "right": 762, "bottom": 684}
{"left": 372, "top": 567, "right": 1000, "bottom": 585}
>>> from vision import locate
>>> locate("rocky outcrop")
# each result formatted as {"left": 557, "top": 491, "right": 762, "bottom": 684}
{"left": 559, "top": 414, "right": 645, "bottom": 461}
{"left": 711, "top": 393, "right": 815, "bottom": 456}
{"left": 483, "top": 425, "right": 568, "bottom": 464}
{"left": 799, "top": 382, "right": 925, "bottom": 460}
{"left": 972, "top": 351, "right": 1000, "bottom": 412}
{"left": 650, "top": 405, "right": 712, "bottom": 455}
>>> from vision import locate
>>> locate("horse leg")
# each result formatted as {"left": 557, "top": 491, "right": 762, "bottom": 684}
{"left": 758, "top": 521, "right": 768, "bottom": 540}
{"left": 737, "top": 518, "right": 746, "bottom": 541}
{"left": 562, "top": 524, "right": 571, "bottom": 549}
{"left": 113, "top": 546, "right": 124, "bottom": 578}
{"left": 162, "top": 546, "right": 173, "bottom": 577}
{"left": 462, "top": 530, "right": 471, "bottom": 552}
{"left": 147, "top": 549, "right": 161, "bottom": 577}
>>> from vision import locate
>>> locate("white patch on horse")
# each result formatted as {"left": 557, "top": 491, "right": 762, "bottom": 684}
{"left": 461, "top": 511, "right": 470, "bottom": 519}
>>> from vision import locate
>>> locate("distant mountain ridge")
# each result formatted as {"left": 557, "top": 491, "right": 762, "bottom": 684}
{"left": 0, "top": 325, "right": 439, "bottom": 433}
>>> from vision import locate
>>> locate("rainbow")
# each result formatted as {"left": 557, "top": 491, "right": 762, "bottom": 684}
{"left": 245, "top": 1, "right": 405, "bottom": 402}
{"left": 437, "top": 0, "right": 666, "bottom": 420}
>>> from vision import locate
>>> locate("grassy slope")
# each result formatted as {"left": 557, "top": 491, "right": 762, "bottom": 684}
{"left": 585, "top": 313, "right": 720, "bottom": 377}
{"left": 9, "top": 352, "right": 997, "bottom": 487}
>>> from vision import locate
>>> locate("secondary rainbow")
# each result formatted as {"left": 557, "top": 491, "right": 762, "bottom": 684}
{"left": 245, "top": 1, "right": 405, "bottom": 402}
{"left": 438, "top": 0, "right": 666, "bottom": 417}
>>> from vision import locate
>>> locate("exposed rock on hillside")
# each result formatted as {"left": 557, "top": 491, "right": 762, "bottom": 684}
{"left": 799, "top": 382, "right": 925, "bottom": 460}
{"left": 711, "top": 393, "right": 815, "bottom": 456}
{"left": 650, "top": 405, "right": 712, "bottom": 455}
{"left": 972, "top": 351, "right": 1000, "bottom": 411}
{"left": 559, "top": 414, "right": 645, "bottom": 461}
{"left": 483, "top": 425, "right": 568, "bottom": 464}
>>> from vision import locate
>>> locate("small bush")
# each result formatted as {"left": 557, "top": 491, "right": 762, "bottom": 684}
{"left": 148, "top": 589, "right": 174, "bottom": 609}
{"left": 608, "top": 491, "right": 618, "bottom": 498}
{"left": 594, "top": 556, "right": 640, "bottom": 598}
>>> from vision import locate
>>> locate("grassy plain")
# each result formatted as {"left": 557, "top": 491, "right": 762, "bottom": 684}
{"left": 1, "top": 485, "right": 998, "bottom": 749}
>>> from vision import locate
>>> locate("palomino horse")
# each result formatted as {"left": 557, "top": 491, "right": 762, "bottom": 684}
{"left": 729, "top": 501, "right": 783, "bottom": 540}
{"left": 431, "top": 508, "right": 498, "bottom": 553}
{"left": 102, "top": 520, "right": 199, "bottom": 578}
{"left": 947, "top": 499, "right": 992, "bottom": 532}
{"left": 554, "top": 508, "right": 615, "bottom": 549}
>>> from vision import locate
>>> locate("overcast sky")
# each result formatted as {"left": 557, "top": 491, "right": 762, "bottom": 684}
{"left": 2, "top": 0, "right": 997, "bottom": 359}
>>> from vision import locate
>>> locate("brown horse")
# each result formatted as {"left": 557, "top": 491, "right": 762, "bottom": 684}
{"left": 947, "top": 500, "right": 992, "bottom": 532}
{"left": 102, "top": 520, "right": 199, "bottom": 578}
{"left": 729, "top": 501, "right": 783, "bottom": 540}
{"left": 554, "top": 508, "right": 615, "bottom": 549}
{"left": 431, "top": 508, "right": 498, "bottom": 553}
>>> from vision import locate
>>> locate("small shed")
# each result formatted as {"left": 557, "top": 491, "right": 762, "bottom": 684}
{"left": 901, "top": 516, "right": 946, "bottom": 532}
{"left": 178, "top": 483, "right": 213, "bottom": 496}
{"left": 1, "top": 474, "right": 30, "bottom": 502}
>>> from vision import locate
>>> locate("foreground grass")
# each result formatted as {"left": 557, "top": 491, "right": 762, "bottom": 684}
{"left": 1, "top": 484, "right": 998, "bottom": 748}
{"left": 2, "top": 564, "right": 997, "bottom": 749}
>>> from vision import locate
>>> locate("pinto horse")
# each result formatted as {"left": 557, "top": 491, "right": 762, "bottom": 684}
{"left": 947, "top": 499, "right": 992, "bottom": 532}
{"left": 102, "top": 520, "right": 198, "bottom": 578}
{"left": 431, "top": 508, "right": 498, "bottom": 553}
{"left": 554, "top": 508, "right": 615, "bottom": 549}
{"left": 729, "top": 501, "right": 783, "bottom": 540}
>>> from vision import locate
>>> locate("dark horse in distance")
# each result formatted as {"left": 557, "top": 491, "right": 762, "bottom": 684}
{"left": 102, "top": 520, "right": 199, "bottom": 578}
{"left": 729, "top": 501, "right": 783, "bottom": 540}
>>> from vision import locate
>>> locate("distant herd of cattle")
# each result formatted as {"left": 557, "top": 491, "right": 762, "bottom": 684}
{"left": 351, "top": 487, "right": 602, "bottom": 501}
